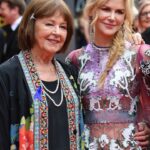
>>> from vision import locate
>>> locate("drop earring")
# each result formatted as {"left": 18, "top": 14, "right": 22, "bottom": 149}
{"left": 89, "top": 16, "right": 94, "bottom": 43}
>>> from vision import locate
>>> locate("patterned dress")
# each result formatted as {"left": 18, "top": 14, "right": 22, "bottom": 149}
{"left": 66, "top": 43, "right": 150, "bottom": 150}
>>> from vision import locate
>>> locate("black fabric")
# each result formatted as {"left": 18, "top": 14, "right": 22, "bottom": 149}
{"left": 42, "top": 80, "right": 69, "bottom": 150}
{"left": 75, "top": 28, "right": 87, "bottom": 49}
{"left": 0, "top": 55, "right": 79, "bottom": 150}
{"left": 2, "top": 25, "right": 20, "bottom": 63}
{"left": 142, "top": 27, "right": 150, "bottom": 44}
{"left": 0, "top": 28, "right": 5, "bottom": 62}
{"left": 0, "top": 56, "right": 32, "bottom": 150}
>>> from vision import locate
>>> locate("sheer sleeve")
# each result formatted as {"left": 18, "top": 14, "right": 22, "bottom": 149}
{"left": 138, "top": 44, "right": 150, "bottom": 77}
{"left": 137, "top": 44, "right": 150, "bottom": 93}
{"left": 137, "top": 44, "right": 150, "bottom": 124}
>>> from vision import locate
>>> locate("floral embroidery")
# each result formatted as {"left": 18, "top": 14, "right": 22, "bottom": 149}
{"left": 19, "top": 116, "right": 34, "bottom": 150}
{"left": 122, "top": 124, "right": 136, "bottom": 148}
{"left": 144, "top": 49, "right": 150, "bottom": 57}
{"left": 89, "top": 138, "right": 98, "bottom": 150}
{"left": 19, "top": 51, "right": 81, "bottom": 150}
{"left": 69, "top": 44, "right": 142, "bottom": 150}
{"left": 82, "top": 124, "right": 141, "bottom": 150}
{"left": 109, "top": 139, "right": 123, "bottom": 150}
{"left": 99, "top": 134, "right": 109, "bottom": 148}
{"left": 10, "top": 124, "right": 19, "bottom": 150}
{"left": 81, "top": 125, "right": 90, "bottom": 149}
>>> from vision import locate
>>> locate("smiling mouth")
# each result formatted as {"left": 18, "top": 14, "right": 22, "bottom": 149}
{"left": 48, "top": 39, "right": 60, "bottom": 44}
{"left": 104, "top": 24, "right": 116, "bottom": 29}
{"left": 105, "top": 22, "right": 116, "bottom": 26}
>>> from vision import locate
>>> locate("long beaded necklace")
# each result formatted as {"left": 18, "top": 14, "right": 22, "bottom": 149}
{"left": 41, "top": 79, "right": 64, "bottom": 107}
{"left": 33, "top": 56, "right": 64, "bottom": 107}
{"left": 41, "top": 78, "right": 60, "bottom": 94}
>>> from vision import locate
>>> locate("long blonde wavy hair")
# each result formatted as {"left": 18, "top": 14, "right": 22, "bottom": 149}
{"left": 84, "top": 0, "right": 134, "bottom": 87}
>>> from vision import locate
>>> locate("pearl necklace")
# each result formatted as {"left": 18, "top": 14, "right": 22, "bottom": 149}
{"left": 41, "top": 78, "right": 60, "bottom": 94}
{"left": 41, "top": 79, "right": 64, "bottom": 107}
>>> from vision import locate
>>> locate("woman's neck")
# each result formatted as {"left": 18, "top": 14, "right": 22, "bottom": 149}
{"left": 31, "top": 48, "right": 57, "bottom": 81}
{"left": 93, "top": 31, "right": 114, "bottom": 47}
{"left": 31, "top": 48, "right": 54, "bottom": 66}
{"left": 93, "top": 37, "right": 113, "bottom": 47}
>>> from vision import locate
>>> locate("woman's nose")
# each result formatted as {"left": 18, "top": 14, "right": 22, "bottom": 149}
{"left": 147, "top": 12, "right": 150, "bottom": 18}
{"left": 109, "top": 12, "right": 115, "bottom": 20}
{"left": 52, "top": 26, "right": 60, "bottom": 34}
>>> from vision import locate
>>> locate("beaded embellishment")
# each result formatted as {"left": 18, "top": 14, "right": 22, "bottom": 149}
{"left": 145, "top": 49, "right": 150, "bottom": 57}
{"left": 140, "top": 61, "right": 150, "bottom": 77}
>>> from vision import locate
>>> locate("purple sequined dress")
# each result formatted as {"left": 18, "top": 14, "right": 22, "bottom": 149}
{"left": 67, "top": 43, "right": 150, "bottom": 150}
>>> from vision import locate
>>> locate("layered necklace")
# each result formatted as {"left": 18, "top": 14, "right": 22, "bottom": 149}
{"left": 41, "top": 78, "right": 64, "bottom": 107}
{"left": 33, "top": 56, "right": 64, "bottom": 107}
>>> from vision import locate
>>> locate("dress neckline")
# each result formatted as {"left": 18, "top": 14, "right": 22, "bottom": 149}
{"left": 92, "top": 43, "right": 110, "bottom": 51}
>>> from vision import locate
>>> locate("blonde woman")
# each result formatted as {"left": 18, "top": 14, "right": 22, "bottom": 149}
{"left": 67, "top": 0, "right": 150, "bottom": 149}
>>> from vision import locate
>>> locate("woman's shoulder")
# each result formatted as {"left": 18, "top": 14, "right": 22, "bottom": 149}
{"left": 0, "top": 56, "right": 20, "bottom": 77}
{"left": 130, "top": 44, "right": 150, "bottom": 61}
{"left": 125, "top": 41, "right": 150, "bottom": 56}
{"left": 57, "top": 59, "right": 79, "bottom": 90}
{"left": 68, "top": 48, "right": 83, "bottom": 56}
{"left": 137, "top": 44, "right": 150, "bottom": 59}
{"left": 57, "top": 59, "right": 78, "bottom": 76}
{"left": 67, "top": 48, "right": 83, "bottom": 59}
{"left": 66, "top": 47, "right": 84, "bottom": 67}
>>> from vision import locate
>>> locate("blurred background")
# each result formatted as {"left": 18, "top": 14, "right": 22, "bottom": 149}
{"left": 0, "top": 0, "right": 149, "bottom": 62}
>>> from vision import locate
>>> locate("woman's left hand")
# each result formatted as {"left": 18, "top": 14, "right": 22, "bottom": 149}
{"left": 134, "top": 122, "right": 150, "bottom": 149}
{"left": 128, "top": 32, "right": 145, "bottom": 45}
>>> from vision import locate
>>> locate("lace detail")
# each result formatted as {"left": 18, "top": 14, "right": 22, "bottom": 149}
{"left": 140, "top": 61, "right": 150, "bottom": 77}
{"left": 79, "top": 47, "right": 138, "bottom": 114}
{"left": 140, "top": 60, "right": 150, "bottom": 95}
{"left": 78, "top": 44, "right": 141, "bottom": 150}
{"left": 82, "top": 124, "right": 142, "bottom": 150}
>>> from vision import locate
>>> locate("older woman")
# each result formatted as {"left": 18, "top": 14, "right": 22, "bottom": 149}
{"left": 137, "top": 0, "right": 150, "bottom": 33}
{"left": 137, "top": 0, "right": 150, "bottom": 44}
{"left": 0, "top": 0, "right": 81, "bottom": 149}
{"left": 67, "top": 0, "right": 150, "bottom": 149}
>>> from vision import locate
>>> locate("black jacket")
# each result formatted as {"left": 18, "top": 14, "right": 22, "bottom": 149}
{"left": 0, "top": 55, "right": 80, "bottom": 150}
{"left": 2, "top": 25, "right": 20, "bottom": 63}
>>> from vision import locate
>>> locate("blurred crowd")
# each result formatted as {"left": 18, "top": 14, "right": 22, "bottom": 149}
{"left": 1, "top": 0, "right": 150, "bottom": 63}
{"left": 0, "top": 0, "right": 26, "bottom": 63}
{"left": 132, "top": 0, "right": 150, "bottom": 44}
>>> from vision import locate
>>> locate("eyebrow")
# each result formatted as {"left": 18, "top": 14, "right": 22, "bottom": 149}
{"left": 101, "top": 5, "right": 125, "bottom": 11}
{"left": 45, "top": 19, "right": 67, "bottom": 24}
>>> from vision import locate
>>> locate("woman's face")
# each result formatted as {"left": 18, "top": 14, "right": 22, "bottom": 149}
{"left": 94, "top": 0, "right": 125, "bottom": 40}
{"left": 139, "top": 5, "right": 150, "bottom": 31}
{"left": 33, "top": 11, "right": 67, "bottom": 54}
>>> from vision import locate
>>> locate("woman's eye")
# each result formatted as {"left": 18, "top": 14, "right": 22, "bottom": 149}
{"left": 46, "top": 23, "right": 53, "bottom": 26}
{"left": 60, "top": 26, "right": 67, "bottom": 30}
{"left": 116, "top": 10, "right": 124, "bottom": 15}
{"left": 101, "top": 7, "right": 110, "bottom": 12}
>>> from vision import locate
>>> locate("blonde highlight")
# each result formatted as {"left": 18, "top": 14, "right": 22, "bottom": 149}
{"left": 99, "top": 21, "right": 133, "bottom": 88}
{"left": 84, "top": 0, "right": 134, "bottom": 88}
